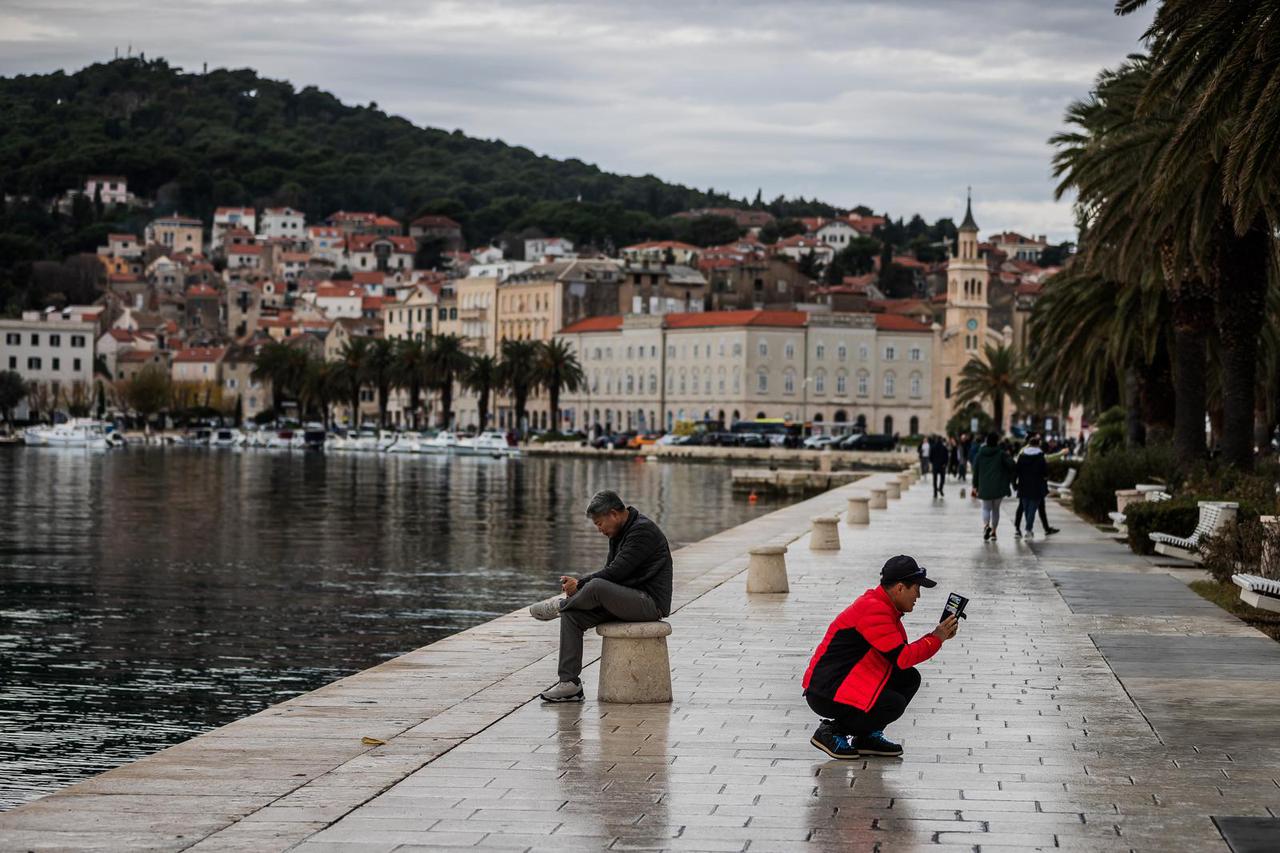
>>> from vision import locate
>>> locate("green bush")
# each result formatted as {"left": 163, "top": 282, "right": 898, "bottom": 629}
{"left": 1072, "top": 443, "right": 1180, "bottom": 522}
{"left": 1124, "top": 498, "right": 1201, "bottom": 555}
{"left": 1200, "top": 514, "right": 1275, "bottom": 584}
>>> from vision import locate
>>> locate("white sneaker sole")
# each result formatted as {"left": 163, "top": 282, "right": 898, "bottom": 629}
{"left": 540, "top": 689, "right": 584, "bottom": 703}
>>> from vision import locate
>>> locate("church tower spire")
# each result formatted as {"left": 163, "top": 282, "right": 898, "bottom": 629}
{"left": 933, "top": 189, "right": 992, "bottom": 426}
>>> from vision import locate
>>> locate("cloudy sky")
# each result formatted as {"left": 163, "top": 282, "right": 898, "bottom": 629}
{"left": 0, "top": 0, "right": 1153, "bottom": 241}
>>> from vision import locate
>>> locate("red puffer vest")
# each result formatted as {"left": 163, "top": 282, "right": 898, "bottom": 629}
{"left": 802, "top": 586, "right": 942, "bottom": 710}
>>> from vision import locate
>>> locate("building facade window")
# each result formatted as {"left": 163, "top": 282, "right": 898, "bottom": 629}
{"left": 910, "top": 373, "right": 922, "bottom": 398}
{"left": 816, "top": 342, "right": 825, "bottom": 360}
{"left": 814, "top": 369, "right": 826, "bottom": 395}
{"left": 758, "top": 341, "right": 768, "bottom": 357}
{"left": 884, "top": 345, "right": 895, "bottom": 361}
{"left": 784, "top": 369, "right": 796, "bottom": 394}
{"left": 784, "top": 341, "right": 795, "bottom": 360}
{"left": 859, "top": 344, "right": 868, "bottom": 361}
{"left": 857, "top": 371, "right": 869, "bottom": 397}
{"left": 837, "top": 344, "right": 847, "bottom": 362}
{"left": 910, "top": 346, "right": 921, "bottom": 361}
{"left": 757, "top": 369, "right": 768, "bottom": 393}
{"left": 883, "top": 372, "right": 895, "bottom": 397}
{"left": 836, "top": 371, "right": 848, "bottom": 395}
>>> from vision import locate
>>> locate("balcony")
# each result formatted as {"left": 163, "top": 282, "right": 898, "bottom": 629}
{"left": 458, "top": 306, "right": 487, "bottom": 321}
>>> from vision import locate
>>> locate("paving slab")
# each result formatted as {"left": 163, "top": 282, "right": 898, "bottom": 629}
{"left": 5, "top": 472, "right": 1280, "bottom": 851}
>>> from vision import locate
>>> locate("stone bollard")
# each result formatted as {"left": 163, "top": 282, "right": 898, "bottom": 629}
{"left": 747, "top": 544, "right": 789, "bottom": 593}
{"left": 869, "top": 487, "right": 888, "bottom": 509}
{"left": 810, "top": 515, "right": 841, "bottom": 551}
{"left": 886, "top": 481, "right": 901, "bottom": 500}
{"left": 846, "top": 495, "right": 871, "bottom": 525}
{"left": 897, "top": 472, "right": 912, "bottom": 492}
{"left": 595, "top": 621, "right": 673, "bottom": 704}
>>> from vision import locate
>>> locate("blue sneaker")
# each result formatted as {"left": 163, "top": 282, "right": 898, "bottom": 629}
{"left": 857, "top": 729, "right": 903, "bottom": 757}
{"left": 811, "top": 725, "right": 859, "bottom": 759}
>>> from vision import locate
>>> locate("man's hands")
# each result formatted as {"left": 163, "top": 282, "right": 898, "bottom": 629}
{"left": 933, "top": 614, "right": 959, "bottom": 642}
{"left": 560, "top": 576, "right": 579, "bottom": 597}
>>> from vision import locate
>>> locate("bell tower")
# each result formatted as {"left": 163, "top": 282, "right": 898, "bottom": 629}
{"left": 936, "top": 190, "right": 991, "bottom": 421}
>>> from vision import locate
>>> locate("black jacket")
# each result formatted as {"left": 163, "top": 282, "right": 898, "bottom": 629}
{"left": 579, "top": 507, "right": 673, "bottom": 616}
{"left": 928, "top": 441, "right": 950, "bottom": 468}
{"left": 1014, "top": 447, "right": 1048, "bottom": 498}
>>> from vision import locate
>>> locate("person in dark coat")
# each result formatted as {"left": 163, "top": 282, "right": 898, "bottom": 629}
{"left": 928, "top": 436, "right": 950, "bottom": 497}
{"left": 972, "top": 432, "right": 1015, "bottom": 541}
{"left": 528, "top": 490, "right": 673, "bottom": 702}
{"left": 1013, "top": 435, "right": 1048, "bottom": 538}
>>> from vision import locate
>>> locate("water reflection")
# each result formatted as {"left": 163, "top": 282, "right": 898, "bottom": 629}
{"left": 0, "top": 448, "right": 778, "bottom": 809}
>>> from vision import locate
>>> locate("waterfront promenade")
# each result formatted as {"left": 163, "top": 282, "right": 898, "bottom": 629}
{"left": 4, "top": 471, "right": 1280, "bottom": 851}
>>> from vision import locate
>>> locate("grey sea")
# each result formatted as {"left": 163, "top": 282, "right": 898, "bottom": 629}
{"left": 0, "top": 447, "right": 779, "bottom": 809}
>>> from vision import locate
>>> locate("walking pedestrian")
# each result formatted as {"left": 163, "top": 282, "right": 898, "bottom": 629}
{"left": 802, "top": 556, "right": 959, "bottom": 759}
{"left": 1013, "top": 435, "right": 1047, "bottom": 539}
{"left": 956, "top": 434, "right": 970, "bottom": 481}
{"left": 929, "top": 435, "right": 949, "bottom": 497}
{"left": 528, "top": 490, "right": 673, "bottom": 702}
{"left": 972, "top": 432, "right": 1015, "bottom": 541}
{"left": 919, "top": 436, "right": 931, "bottom": 475}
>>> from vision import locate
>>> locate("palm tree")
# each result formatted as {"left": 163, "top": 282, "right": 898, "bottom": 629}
{"left": 299, "top": 357, "right": 341, "bottom": 429}
{"left": 334, "top": 337, "right": 372, "bottom": 428}
{"left": 0, "top": 370, "right": 29, "bottom": 433}
{"left": 954, "top": 344, "right": 1025, "bottom": 434}
{"left": 1050, "top": 55, "right": 1212, "bottom": 460}
{"left": 362, "top": 338, "right": 399, "bottom": 430}
{"left": 251, "top": 341, "right": 297, "bottom": 418}
{"left": 499, "top": 339, "right": 539, "bottom": 435}
{"left": 464, "top": 354, "right": 502, "bottom": 432}
{"left": 429, "top": 334, "right": 473, "bottom": 429}
{"left": 393, "top": 338, "right": 431, "bottom": 429}
{"left": 536, "top": 339, "right": 585, "bottom": 434}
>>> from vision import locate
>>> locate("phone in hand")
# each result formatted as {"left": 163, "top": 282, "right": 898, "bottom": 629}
{"left": 941, "top": 592, "right": 969, "bottom": 623}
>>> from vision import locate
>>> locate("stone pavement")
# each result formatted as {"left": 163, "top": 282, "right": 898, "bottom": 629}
{"left": 5, "top": 470, "right": 1280, "bottom": 851}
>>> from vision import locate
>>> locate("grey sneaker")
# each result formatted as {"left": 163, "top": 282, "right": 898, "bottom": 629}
{"left": 529, "top": 597, "right": 564, "bottom": 621}
{"left": 540, "top": 681, "right": 584, "bottom": 703}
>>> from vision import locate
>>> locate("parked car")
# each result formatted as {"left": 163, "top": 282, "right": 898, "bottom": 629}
{"left": 703, "top": 431, "right": 740, "bottom": 447}
{"left": 738, "top": 433, "right": 770, "bottom": 448}
{"left": 843, "top": 433, "right": 897, "bottom": 451}
{"left": 803, "top": 435, "right": 838, "bottom": 450}
{"left": 630, "top": 432, "right": 664, "bottom": 449}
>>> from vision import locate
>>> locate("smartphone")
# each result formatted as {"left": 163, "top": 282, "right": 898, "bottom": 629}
{"left": 941, "top": 592, "right": 969, "bottom": 623}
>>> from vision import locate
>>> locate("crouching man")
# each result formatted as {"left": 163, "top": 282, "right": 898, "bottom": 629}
{"left": 528, "top": 490, "right": 673, "bottom": 703}
{"left": 802, "top": 555, "right": 958, "bottom": 758}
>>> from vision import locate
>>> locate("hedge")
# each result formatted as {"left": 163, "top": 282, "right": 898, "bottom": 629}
{"left": 1123, "top": 498, "right": 1201, "bottom": 556}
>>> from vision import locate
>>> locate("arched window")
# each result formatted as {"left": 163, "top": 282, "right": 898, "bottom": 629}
{"left": 784, "top": 369, "right": 796, "bottom": 394}
{"left": 859, "top": 344, "right": 869, "bottom": 361}
{"left": 884, "top": 415, "right": 894, "bottom": 434}
{"left": 649, "top": 371, "right": 658, "bottom": 394}
{"left": 784, "top": 341, "right": 795, "bottom": 360}
{"left": 834, "top": 409, "right": 848, "bottom": 423}
{"left": 816, "top": 342, "right": 825, "bottom": 360}
{"left": 856, "top": 371, "right": 869, "bottom": 397}
{"left": 856, "top": 414, "right": 867, "bottom": 429}
{"left": 626, "top": 372, "right": 635, "bottom": 394}
{"left": 758, "top": 341, "right": 768, "bottom": 357}
{"left": 757, "top": 369, "right": 769, "bottom": 393}
{"left": 910, "top": 372, "right": 922, "bottom": 398}
{"left": 756, "top": 410, "right": 766, "bottom": 419}
{"left": 836, "top": 370, "right": 848, "bottom": 395}
{"left": 837, "top": 344, "right": 847, "bottom": 362}
{"left": 883, "top": 372, "right": 895, "bottom": 397}
{"left": 814, "top": 369, "right": 826, "bottom": 395}
{"left": 910, "top": 415, "right": 919, "bottom": 435}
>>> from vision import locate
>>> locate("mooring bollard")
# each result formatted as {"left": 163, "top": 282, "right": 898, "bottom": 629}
{"left": 846, "top": 494, "right": 871, "bottom": 525}
{"left": 869, "top": 487, "right": 888, "bottom": 509}
{"left": 747, "top": 544, "right": 789, "bottom": 593}
{"left": 886, "top": 480, "right": 901, "bottom": 500}
{"left": 810, "top": 515, "right": 841, "bottom": 551}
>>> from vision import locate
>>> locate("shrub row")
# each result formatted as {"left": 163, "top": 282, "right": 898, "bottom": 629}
{"left": 1071, "top": 444, "right": 1180, "bottom": 522}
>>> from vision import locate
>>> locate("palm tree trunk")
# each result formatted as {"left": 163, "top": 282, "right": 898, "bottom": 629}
{"left": 1214, "top": 212, "right": 1270, "bottom": 470}
{"left": 1139, "top": 340, "right": 1175, "bottom": 443}
{"left": 1124, "top": 366, "right": 1146, "bottom": 448}
{"left": 378, "top": 385, "right": 389, "bottom": 430}
{"left": 478, "top": 385, "right": 490, "bottom": 430}
{"left": 441, "top": 379, "right": 453, "bottom": 429}
{"left": 549, "top": 381, "right": 560, "bottom": 433}
{"left": 1170, "top": 280, "right": 1212, "bottom": 461}
{"left": 992, "top": 392, "right": 1004, "bottom": 435}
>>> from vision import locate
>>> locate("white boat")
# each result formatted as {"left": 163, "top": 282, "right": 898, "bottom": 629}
{"left": 419, "top": 430, "right": 462, "bottom": 453}
{"left": 22, "top": 419, "right": 119, "bottom": 449}
{"left": 460, "top": 430, "right": 521, "bottom": 457}
{"left": 264, "top": 428, "right": 298, "bottom": 449}
{"left": 210, "top": 428, "right": 245, "bottom": 447}
{"left": 385, "top": 432, "right": 422, "bottom": 453}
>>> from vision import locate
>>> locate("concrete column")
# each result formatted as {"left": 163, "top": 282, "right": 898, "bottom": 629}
{"left": 747, "top": 544, "right": 789, "bottom": 593}
{"left": 846, "top": 495, "right": 870, "bottom": 525}
{"left": 886, "top": 481, "right": 901, "bottom": 500}
{"left": 869, "top": 488, "right": 888, "bottom": 509}
{"left": 810, "top": 515, "right": 841, "bottom": 551}
{"left": 595, "top": 621, "right": 673, "bottom": 704}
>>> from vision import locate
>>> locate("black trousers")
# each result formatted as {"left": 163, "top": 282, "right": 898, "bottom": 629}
{"left": 932, "top": 470, "right": 946, "bottom": 495}
{"left": 1014, "top": 497, "right": 1050, "bottom": 531}
{"left": 805, "top": 667, "right": 922, "bottom": 737}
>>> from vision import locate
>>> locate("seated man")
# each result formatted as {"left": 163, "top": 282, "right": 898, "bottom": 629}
{"left": 529, "top": 490, "right": 673, "bottom": 702}
{"left": 802, "top": 555, "right": 958, "bottom": 758}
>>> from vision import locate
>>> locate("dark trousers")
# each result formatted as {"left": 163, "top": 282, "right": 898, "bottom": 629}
{"left": 806, "top": 667, "right": 922, "bottom": 737}
{"left": 1014, "top": 496, "right": 1050, "bottom": 531}
{"left": 932, "top": 469, "right": 946, "bottom": 496}
{"left": 558, "top": 579, "right": 660, "bottom": 683}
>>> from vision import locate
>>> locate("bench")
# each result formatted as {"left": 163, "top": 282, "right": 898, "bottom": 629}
{"left": 1231, "top": 574, "right": 1280, "bottom": 614}
{"left": 1048, "top": 467, "right": 1076, "bottom": 498}
{"left": 1149, "top": 501, "right": 1238, "bottom": 563}
{"left": 595, "top": 621, "right": 673, "bottom": 703}
{"left": 1108, "top": 489, "right": 1171, "bottom": 536}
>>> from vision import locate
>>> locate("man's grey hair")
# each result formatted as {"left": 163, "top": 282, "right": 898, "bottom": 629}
{"left": 585, "top": 490, "right": 626, "bottom": 518}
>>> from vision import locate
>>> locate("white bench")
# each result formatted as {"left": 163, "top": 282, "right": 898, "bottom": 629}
{"left": 1108, "top": 489, "right": 1171, "bottom": 535}
{"left": 1232, "top": 574, "right": 1280, "bottom": 614}
{"left": 1048, "top": 467, "right": 1076, "bottom": 499}
{"left": 1149, "top": 501, "right": 1238, "bottom": 563}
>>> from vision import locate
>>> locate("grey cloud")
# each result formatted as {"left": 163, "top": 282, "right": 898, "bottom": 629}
{"left": 0, "top": 0, "right": 1154, "bottom": 240}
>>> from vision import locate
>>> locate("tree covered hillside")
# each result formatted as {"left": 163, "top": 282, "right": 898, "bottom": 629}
{"left": 0, "top": 58, "right": 843, "bottom": 248}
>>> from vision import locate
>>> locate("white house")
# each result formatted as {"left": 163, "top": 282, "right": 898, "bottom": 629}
{"left": 260, "top": 207, "right": 306, "bottom": 240}
{"left": 310, "top": 282, "right": 364, "bottom": 319}
{"left": 0, "top": 309, "right": 98, "bottom": 392}
{"left": 84, "top": 175, "right": 131, "bottom": 206}
{"left": 212, "top": 207, "right": 256, "bottom": 250}
{"left": 226, "top": 243, "right": 264, "bottom": 271}
{"left": 816, "top": 220, "right": 857, "bottom": 249}
{"left": 307, "top": 226, "right": 346, "bottom": 265}
{"left": 347, "top": 235, "right": 416, "bottom": 273}
{"left": 524, "top": 237, "right": 575, "bottom": 261}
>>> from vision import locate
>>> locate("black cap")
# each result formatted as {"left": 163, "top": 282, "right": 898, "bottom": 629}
{"left": 880, "top": 555, "right": 937, "bottom": 588}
